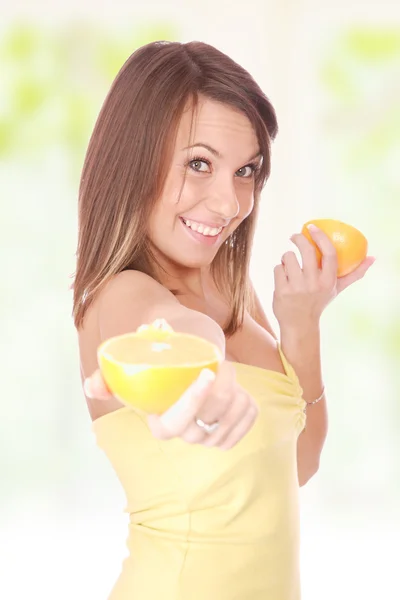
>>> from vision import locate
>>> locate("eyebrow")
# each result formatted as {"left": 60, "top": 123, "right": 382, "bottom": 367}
{"left": 183, "top": 143, "right": 262, "bottom": 163}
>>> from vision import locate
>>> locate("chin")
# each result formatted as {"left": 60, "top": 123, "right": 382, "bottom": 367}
{"left": 174, "top": 254, "right": 215, "bottom": 269}
{"left": 160, "top": 247, "right": 216, "bottom": 270}
{"left": 150, "top": 239, "right": 219, "bottom": 270}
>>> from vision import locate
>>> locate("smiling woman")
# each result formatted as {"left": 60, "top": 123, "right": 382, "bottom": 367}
{"left": 147, "top": 99, "right": 263, "bottom": 270}
{"left": 72, "top": 40, "right": 277, "bottom": 338}
{"left": 72, "top": 39, "right": 373, "bottom": 600}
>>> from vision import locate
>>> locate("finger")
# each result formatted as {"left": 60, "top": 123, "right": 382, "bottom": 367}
{"left": 274, "top": 263, "right": 288, "bottom": 288}
{"left": 306, "top": 224, "right": 338, "bottom": 275}
{"left": 196, "top": 361, "right": 237, "bottom": 424}
{"left": 149, "top": 368, "right": 215, "bottom": 440}
{"left": 290, "top": 233, "right": 319, "bottom": 277}
{"left": 336, "top": 256, "right": 376, "bottom": 293}
{"left": 307, "top": 224, "right": 338, "bottom": 276}
{"left": 281, "top": 251, "right": 303, "bottom": 285}
{"left": 218, "top": 403, "right": 259, "bottom": 451}
{"left": 84, "top": 370, "right": 113, "bottom": 400}
{"left": 177, "top": 419, "right": 209, "bottom": 445}
{"left": 201, "top": 388, "right": 251, "bottom": 448}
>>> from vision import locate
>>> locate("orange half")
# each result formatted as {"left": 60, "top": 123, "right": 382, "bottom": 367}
{"left": 97, "top": 319, "right": 222, "bottom": 414}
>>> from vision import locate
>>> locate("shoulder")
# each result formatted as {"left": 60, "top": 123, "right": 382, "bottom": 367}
{"left": 100, "top": 269, "right": 178, "bottom": 303}
{"left": 96, "top": 269, "right": 179, "bottom": 339}
{"left": 96, "top": 270, "right": 226, "bottom": 354}
{"left": 97, "top": 269, "right": 186, "bottom": 322}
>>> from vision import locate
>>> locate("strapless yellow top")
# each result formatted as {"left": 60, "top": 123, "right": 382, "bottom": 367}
{"left": 92, "top": 346, "right": 306, "bottom": 600}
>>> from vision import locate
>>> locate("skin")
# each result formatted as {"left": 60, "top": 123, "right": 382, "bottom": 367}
{"left": 83, "top": 96, "right": 375, "bottom": 477}
{"left": 147, "top": 98, "right": 261, "bottom": 295}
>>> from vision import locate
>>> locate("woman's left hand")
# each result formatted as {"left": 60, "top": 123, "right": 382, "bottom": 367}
{"left": 272, "top": 224, "right": 376, "bottom": 330}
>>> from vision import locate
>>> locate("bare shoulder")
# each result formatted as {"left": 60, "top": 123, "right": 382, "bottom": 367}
{"left": 98, "top": 269, "right": 226, "bottom": 352}
{"left": 97, "top": 269, "right": 180, "bottom": 337}
{"left": 99, "top": 269, "right": 179, "bottom": 312}
{"left": 100, "top": 269, "right": 177, "bottom": 302}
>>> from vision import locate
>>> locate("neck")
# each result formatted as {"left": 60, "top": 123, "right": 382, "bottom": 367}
{"left": 153, "top": 259, "right": 209, "bottom": 299}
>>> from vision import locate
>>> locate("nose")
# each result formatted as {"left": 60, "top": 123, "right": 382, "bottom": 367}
{"left": 204, "top": 176, "right": 240, "bottom": 221}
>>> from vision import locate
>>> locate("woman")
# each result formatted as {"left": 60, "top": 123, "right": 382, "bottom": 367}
{"left": 73, "top": 40, "right": 374, "bottom": 599}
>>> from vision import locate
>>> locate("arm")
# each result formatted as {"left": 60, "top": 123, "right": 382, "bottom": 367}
{"left": 84, "top": 270, "right": 225, "bottom": 418}
{"left": 272, "top": 225, "right": 373, "bottom": 486}
{"left": 251, "top": 285, "right": 327, "bottom": 486}
{"left": 280, "top": 325, "right": 328, "bottom": 487}
{"left": 87, "top": 270, "right": 259, "bottom": 451}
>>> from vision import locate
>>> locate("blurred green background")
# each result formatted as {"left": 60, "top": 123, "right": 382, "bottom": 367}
{"left": 1, "top": 4, "right": 399, "bottom": 599}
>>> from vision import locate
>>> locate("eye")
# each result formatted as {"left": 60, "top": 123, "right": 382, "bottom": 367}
{"left": 188, "top": 158, "right": 211, "bottom": 173}
{"left": 235, "top": 164, "right": 257, "bottom": 178}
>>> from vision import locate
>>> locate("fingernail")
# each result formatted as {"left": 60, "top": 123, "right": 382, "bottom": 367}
{"left": 83, "top": 378, "right": 93, "bottom": 398}
{"left": 195, "top": 368, "right": 215, "bottom": 391}
{"left": 307, "top": 224, "right": 319, "bottom": 233}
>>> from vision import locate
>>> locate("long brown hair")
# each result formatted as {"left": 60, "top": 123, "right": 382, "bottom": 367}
{"left": 72, "top": 40, "right": 278, "bottom": 336}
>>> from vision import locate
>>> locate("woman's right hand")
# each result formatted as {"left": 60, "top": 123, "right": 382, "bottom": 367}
{"left": 84, "top": 363, "right": 259, "bottom": 451}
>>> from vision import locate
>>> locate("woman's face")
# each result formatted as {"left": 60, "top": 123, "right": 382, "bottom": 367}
{"left": 148, "top": 97, "right": 261, "bottom": 271}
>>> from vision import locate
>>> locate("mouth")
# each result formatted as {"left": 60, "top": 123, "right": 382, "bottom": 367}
{"left": 179, "top": 217, "right": 224, "bottom": 246}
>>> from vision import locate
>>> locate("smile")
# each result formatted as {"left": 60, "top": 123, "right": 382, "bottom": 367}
{"left": 181, "top": 218, "right": 223, "bottom": 237}
{"left": 179, "top": 217, "right": 224, "bottom": 246}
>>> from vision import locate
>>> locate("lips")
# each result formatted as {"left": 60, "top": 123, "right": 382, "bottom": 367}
{"left": 180, "top": 217, "right": 227, "bottom": 230}
{"left": 179, "top": 217, "right": 222, "bottom": 236}
{"left": 179, "top": 217, "right": 223, "bottom": 246}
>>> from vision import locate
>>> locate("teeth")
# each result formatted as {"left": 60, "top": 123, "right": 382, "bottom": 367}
{"left": 182, "top": 218, "right": 222, "bottom": 237}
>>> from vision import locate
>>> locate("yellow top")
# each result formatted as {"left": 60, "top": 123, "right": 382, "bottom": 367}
{"left": 92, "top": 346, "right": 306, "bottom": 600}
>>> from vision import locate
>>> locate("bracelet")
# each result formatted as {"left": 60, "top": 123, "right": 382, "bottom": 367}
{"left": 304, "top": 386, "right": 325, "bottom": 406}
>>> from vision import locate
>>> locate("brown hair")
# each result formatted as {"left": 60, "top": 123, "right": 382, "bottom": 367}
{"left": 72, "top": 40, "right": 278, "bottom": 336}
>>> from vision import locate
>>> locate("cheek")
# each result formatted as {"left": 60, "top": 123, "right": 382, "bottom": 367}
{"left": 237, "top": 186, "right": 255, "bottom": 219}
{"left": 150, "top": 195, "right": 176, "bottom": 227}
{"left": 148, "top": 195, "right": 185, "bottom": 242}
{"left": 157, "top": 172, "right": 198, "bottom": 216}
{"left": 161, "top": 165, "right": 196, "bottom": 207}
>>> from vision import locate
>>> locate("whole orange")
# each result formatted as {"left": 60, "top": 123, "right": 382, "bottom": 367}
{"left": 301, "top": 219, "right": 368, "bottom": 277}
